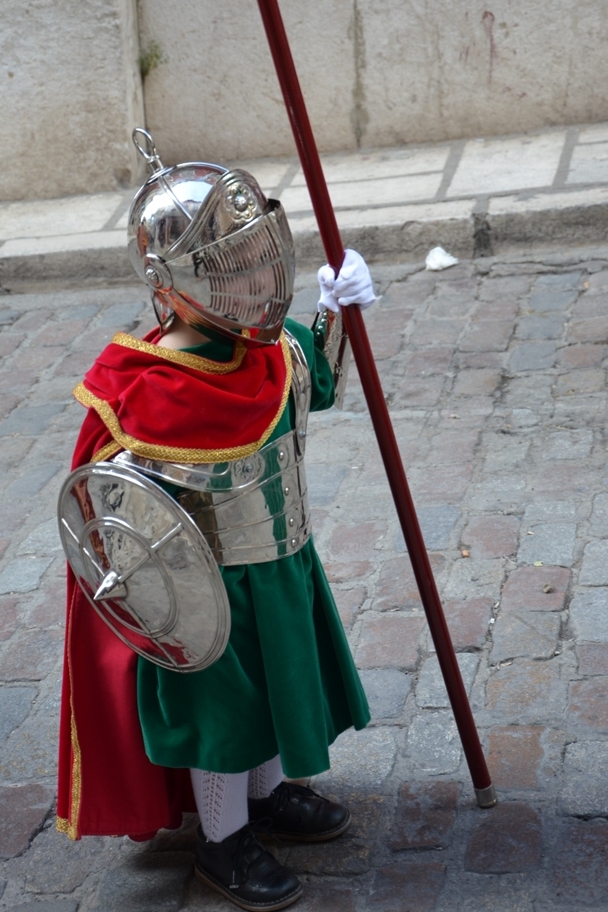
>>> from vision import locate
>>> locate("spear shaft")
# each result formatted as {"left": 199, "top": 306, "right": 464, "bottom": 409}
{"left": 256, "top": 0, "right": 496, "bottom": 806}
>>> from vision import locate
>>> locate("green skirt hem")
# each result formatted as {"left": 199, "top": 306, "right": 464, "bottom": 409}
{"left": 137, "top": 540, "right": 370, "bottom": 776}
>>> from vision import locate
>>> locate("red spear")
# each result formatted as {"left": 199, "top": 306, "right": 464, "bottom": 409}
{"left": 257, "top": 0, "right": 496, "bottom": 807}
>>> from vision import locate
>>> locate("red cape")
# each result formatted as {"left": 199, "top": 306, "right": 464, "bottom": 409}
{"left": 74, "top": 329, "right": 292, "bottom": 463}
{"left": 57, "top": 330, "right": 291, "bottom": 839}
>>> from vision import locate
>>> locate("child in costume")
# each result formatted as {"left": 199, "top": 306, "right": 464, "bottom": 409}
{"left": 57, "top": 130, "right": 374, "bottom": 911}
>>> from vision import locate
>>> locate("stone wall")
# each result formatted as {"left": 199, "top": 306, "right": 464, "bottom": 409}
{"left": 0, "top": 0, "right": 144, "bottom": 201}
{"left": 140, "top": 0, "right": 608, "bottom": 163}
{"left": 1, "top": 0, "right": 607, "bottom": 200}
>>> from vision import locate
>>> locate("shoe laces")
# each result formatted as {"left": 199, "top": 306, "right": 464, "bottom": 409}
{"left": 272, "top": 781, "right": 320, "bottom": 814}
{"left": 229, "top": 826, "right": 267, "bottom": 888}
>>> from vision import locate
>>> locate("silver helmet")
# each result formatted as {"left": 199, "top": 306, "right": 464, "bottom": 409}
{"left": 128, "top": 129, "right": 295, "bottom": 345}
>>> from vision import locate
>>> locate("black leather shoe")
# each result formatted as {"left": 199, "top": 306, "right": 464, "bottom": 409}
{"left": 248, "top": 782, "right": 351, "bottom": 842}
{"left": 195, "top": 824, "right": 302, "bottom": 911}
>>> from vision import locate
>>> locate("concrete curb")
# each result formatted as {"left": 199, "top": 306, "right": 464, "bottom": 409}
{"left": 1, "top": 199, "right": 607, "bottom": 287}
{"left": 488, "top": 201, "right": 608, "bottom": 252}
{"left": 0, "top": 246, "right": 134, "bottom": 287}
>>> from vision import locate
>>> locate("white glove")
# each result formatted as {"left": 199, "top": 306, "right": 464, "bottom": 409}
{"left": 317, "top": 249, "right": 376, "bottom": 313}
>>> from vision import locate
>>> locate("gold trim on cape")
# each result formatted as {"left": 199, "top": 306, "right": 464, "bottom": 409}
{"left": 67, "top": 710, "right": 82, "bottom": 840}
{"left": 56, "top": 587, "right": 82, "bottom": 840}
{"left": 92, "top": 441, "right": 122, "bottom": 463}
{"left": 112, "top": 331, "right": 247, "bottom": 374}
{"left": 73, "top": 333, "right": 292, "bottom": 464}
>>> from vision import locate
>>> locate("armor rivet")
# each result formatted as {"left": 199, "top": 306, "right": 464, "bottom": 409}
{"left": 289, "top": 517, "right": 295, "bottom": 527}
{"left": 299, "top": 429, "right": 306, "bottom": 438}
{"left": 145, "top": 266, "right": 160, "bottom": 287}
{"left": 284, "top": 486, "right": 290, "bottom": 495}
{"left": 278, "top": 450, "right": 285, "bottom": 461}
{"left": 234, "top": 193, "right": 248, "bottom": 212}
{"left": 244, "top": 463, "right": 253, "bottom": 474}
{"left": 290, "top": 538, "right": 297, "bottom": 547}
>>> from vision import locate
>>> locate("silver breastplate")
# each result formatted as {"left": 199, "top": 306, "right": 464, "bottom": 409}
{"left": 113, "top": 330, "right": 312, "bottom": 565}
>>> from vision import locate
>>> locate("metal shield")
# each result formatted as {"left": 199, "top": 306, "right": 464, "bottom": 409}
{"left": 58, "top": 462, "right": 231, "bottom": 673}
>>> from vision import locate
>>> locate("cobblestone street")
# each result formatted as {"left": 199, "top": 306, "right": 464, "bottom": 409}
{"left": 1, "top": 243, "right": 608, "bottom": 910}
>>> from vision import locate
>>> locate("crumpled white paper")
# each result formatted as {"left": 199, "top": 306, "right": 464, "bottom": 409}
{"left": 425, "top": 246, "right": 459, "bottom": 271}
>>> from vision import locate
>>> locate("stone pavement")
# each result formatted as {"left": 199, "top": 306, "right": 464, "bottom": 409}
{"left": 1, "top": 122, "right": 607, "bottom": 287}
{"left": 1, "top": 242, "right": 608, "bottom": 910}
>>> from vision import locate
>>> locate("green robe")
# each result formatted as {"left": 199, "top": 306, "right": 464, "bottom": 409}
{"left": 136, "top": 318, "right": 370, "bottom": 778}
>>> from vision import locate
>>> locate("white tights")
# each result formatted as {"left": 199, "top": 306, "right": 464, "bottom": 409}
{"left": 190, "top": 754, "right": 284, "bottom": 842}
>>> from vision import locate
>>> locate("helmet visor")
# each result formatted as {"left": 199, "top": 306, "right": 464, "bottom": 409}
{"left": 167, "top": 200, "right": 295, "bottom": 343}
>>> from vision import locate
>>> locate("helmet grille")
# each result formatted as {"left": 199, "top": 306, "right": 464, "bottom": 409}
{"left": 193, "top": 206, "right": 294, "bottom": 329}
